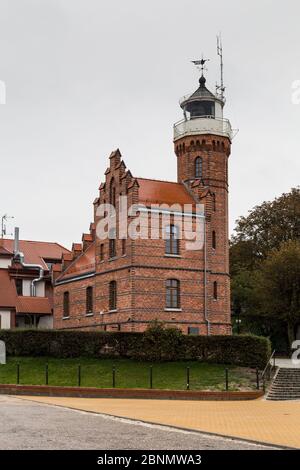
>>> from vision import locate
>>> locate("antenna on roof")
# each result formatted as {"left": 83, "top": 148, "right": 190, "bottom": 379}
{"left": 1, "top": 214, "right": 14, "bottom": 238}
{"left": 216, "top": 34, "right": 225, "bottom": 100}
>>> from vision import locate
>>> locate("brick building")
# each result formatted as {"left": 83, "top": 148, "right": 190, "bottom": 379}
{"left": 53, "top": 69, "right": 233, "bottom": 335}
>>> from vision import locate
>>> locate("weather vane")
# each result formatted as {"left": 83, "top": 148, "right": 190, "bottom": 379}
{"left": 191, "top": 55, "right": 210, "bottom": 76}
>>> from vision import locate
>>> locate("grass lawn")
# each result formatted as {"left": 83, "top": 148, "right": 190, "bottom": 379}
{"left": 0, "top": 357, "right": 259, "bottom": 391}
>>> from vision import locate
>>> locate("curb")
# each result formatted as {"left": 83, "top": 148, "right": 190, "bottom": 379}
{"left": 0, "top": 383, "right": 264, "bottom": 400}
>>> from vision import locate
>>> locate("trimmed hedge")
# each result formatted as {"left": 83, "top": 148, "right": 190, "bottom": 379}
{"left": 0, "top": 329, "right": 271, "bottom": 369}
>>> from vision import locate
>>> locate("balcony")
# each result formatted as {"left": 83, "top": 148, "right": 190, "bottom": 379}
{"left": 173, "top": 116, "right": 233, "bottom": 142}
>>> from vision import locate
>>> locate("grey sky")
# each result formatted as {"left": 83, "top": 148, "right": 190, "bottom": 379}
{"left": 0, "top": 0, "right": 299, "bottom": 248}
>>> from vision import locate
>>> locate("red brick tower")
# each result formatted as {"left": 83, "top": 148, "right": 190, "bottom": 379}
{"left": 173, "top": 66, "right": 232, "bottom": 334}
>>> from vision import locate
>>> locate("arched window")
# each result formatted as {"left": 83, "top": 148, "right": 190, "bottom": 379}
{"left": 213, "top": 281, "right": 218, "bottom": 300}
{"left": 166, "top": 279, "right": 180, "bottom": 309}
{"left": 195, "top": 157, "right": 203, "bottom": 178}
{"left": 212, "top": 230, "right": 216, "bottom": 249}
{"left": 63, "top": 291, "right": 70, "bottom": 318}
{"left": 165, "top": 225, "right": 179, "bottom": 255}
{"left": 109, "top": 281, "right": 117, "bottom": 310}
{"left": 109, "top": 177, "right": 116, "bottom": 206}
{"left": 86, "top": 286, "right": 93, "bottom": 314}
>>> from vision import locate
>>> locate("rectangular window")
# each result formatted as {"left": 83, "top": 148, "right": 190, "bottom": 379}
{"left": 166, "top": 279, "right": 180, "bottom": 309}
{"left": 213, "top": 281, "right": 218, "bottom": 300}
{"left": 188, "top": 327, "right": 199, "bottom": 335}
{"left": 15, "top": 279, "right": 23, "bottom": 296}
{"left": 122, "top": 239, "right": 126, "bottom": 256}
{"left": 100, "top": 243, "right": 104, "bottom": 261}
{"left": 109, "top": 281, "right": 117, "bottom": 311}
{"left": 109, "top": 239, "right": 116, "bottom": 258}
{"left": 63, "top": 291, "right": 70, "bottom": 317}
{"left": 165, "top": 225, "right": 179, "bottom": 255}
{"left": 86, "top": 286, "right": 93, "bottom": 314}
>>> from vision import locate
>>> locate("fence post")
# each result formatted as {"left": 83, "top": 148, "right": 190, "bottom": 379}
{"left": 16, "top": 363, "right": 20, "bottom": 385}
{"left": 45, "top": 363, "right": 49, "bottom": 386}
{"left": 149, "top": 366, "right": 153, "bottom": 389}
{"left": 186, "top": 367, "right": 190, "bottom": 390}
{"left": 225, "top": 368, "right": 229, "bottom": 391}
{"left": 256, "top": 368, "right": 260, "bottom": 390}
{"left": 112, "top": 365, "right": 116, "bottom": 388}
{"left": 78, "top": 364, "right": 81, "bottom": 387}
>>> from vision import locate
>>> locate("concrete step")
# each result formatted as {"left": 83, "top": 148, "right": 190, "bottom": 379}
{"left": 266, "top": 366, "right": 300, "bottom": 401}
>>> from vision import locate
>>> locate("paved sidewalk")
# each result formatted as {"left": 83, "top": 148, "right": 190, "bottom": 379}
{"left": 19, "top": 395, "right": 300, "bottom": 449}
{"left": 0, "top": 396, "right": 272, "bottom": 450}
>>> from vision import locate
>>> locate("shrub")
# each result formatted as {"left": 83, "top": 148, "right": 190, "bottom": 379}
{"left": 0, "top": 327, "right": 271, "bottom": 369}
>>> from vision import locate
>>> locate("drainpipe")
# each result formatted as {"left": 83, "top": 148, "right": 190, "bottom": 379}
{"left": 13, "top": 227, "right": 44, "bottom": 297}
{"left": 203, "top": 216, "right": 210, "bottom": 335}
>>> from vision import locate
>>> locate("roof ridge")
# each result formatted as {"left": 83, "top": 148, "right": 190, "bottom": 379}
{"left": 137, "top": 177, "right": 181, "bottom": 185}
{"left": 2, "top": 238, "right": 69, "bottom": 247}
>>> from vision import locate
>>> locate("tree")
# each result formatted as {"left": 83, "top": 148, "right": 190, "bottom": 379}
{"left": 231, "top": 187, "right": 300, "bottom": 262}
{"left": 256, "top": 240, "right": 300, "bottom": 346}
{"left": 230, "top": 188, "right": 300, "bottom": 350}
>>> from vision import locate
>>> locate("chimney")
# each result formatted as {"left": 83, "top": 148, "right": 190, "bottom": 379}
{"left": 14, "top": 227, "right": 20, "bottom": 255}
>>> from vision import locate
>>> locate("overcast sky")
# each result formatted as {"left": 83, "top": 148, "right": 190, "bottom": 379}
{"left": 0, "top": 0, "right": 299, "bottom": 248}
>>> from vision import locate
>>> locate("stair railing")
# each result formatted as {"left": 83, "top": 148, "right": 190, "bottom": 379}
{"left": 261, "top": 350, "right": 276, "bottom": 389}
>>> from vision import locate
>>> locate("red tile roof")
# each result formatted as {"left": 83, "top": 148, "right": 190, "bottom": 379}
{"left": 57, "top": 242, "right": 95, "bottom": 282}
{"left": 0, "top": 239, "right": 70, "bottom": 270}
{"left": 137, "top": 178, "right": 196, "bottom": 206}
{"left": 16, "top": 296, "right": 52, "bottom": 315}
{"left": 0, "top": 244, "right": 13, "bottom": 256}
{"left": 0, "top": 269, "right": 17, "bottom": 308}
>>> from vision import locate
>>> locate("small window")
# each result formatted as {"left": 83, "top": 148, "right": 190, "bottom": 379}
{"left": 63, "top": 291, "right": 70, "bottom": 317}
{"left": 213, "top": 281, "right": 218, "bottom": 300}
{"left": 86, "top": 286, "right": 93, "bottom": 314}
{"left": 109, "top": 239, "right": 116, "bottom": 258}
{"left": 15, "top": 279, "right": 23, "bottom": 296}
{"left": 188, "top": 327, "right": 199, "bottom": 335}
{"left": 122, "top": 238, "right": 126, "bottom": 256}
{"left": 166, "top": 279, "right": 180, "bottom": 309}
{"left": 195, "top": 157, "right": 203, "bottom": 178}
{"left": 212, "top": 230, "right": 216, "bottom": 249}
{"left": 109, "top": 281, "right": 117, "bottom": 311}
{"left": 100, "top": 243, "right": 104, "bottom": 261}
{"left": 165, "top": 225, "right": 179, "bottom": 255}
{"left": 109, "top": 177, "right": 116, "bottom": 206}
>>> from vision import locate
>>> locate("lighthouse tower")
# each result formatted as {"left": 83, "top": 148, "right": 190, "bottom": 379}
{"left": 174, "top": 57, "right": 233, "bottom": 334}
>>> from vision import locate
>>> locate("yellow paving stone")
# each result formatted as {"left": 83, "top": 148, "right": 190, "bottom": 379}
{"left": 18, "top": 396, "right": 300, "bottom": 448}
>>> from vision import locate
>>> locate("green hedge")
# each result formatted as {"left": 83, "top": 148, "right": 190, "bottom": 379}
{"left": 0, "top": 328, "right": 271, "bottom": 369}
